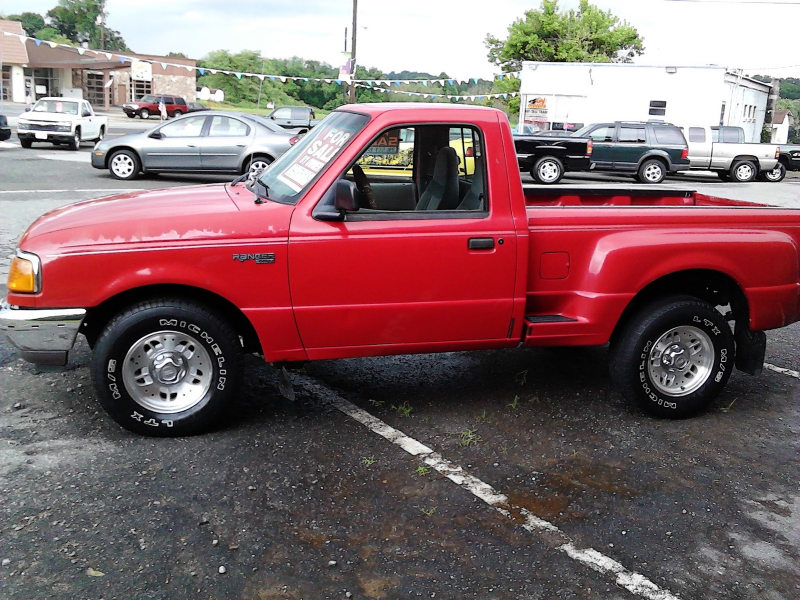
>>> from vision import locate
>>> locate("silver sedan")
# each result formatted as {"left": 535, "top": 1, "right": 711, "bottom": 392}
{"left": 91, "top": 111, "right": 301, "bottom": 180}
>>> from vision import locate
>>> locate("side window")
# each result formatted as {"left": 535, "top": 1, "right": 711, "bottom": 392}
{"left": 82, "top": 102, "right": 92, "bottom": 117}
{"left": 164, "top": 97, "right": 175, "bottom": 105}
{"left": 721, "top": 127, "right": 740, "bottom": 143}
{"left": 291, "top": 107, "right": 308, "bottom": 120}
{"left": 273, "top": 108, "right": 292, "bottom": 119}
{"left": 588, "top": 126, "right": 613, "bottom": 142}
{"left": 340, "top": 124, "right": 487, "bottom": 216}
{"left": 208, "top": 116, "right": 250, "bottom": 137}
{"left": 159, "top": 115, "right": 206, "bottom": 138}
{"left": 688, "top": 127, "right": 706, "bottom": 143}
{"left": 618, "top": 127, "right": 646, "bottom": 143}
{"left": 176, "top": 98, "right": 187, "bottom": 106}
{"left": 652, "top": 127, "right": 686, "bottom": 145}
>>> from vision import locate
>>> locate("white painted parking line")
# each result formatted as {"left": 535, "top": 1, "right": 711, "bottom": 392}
{"left": 36, "top": 153, "right": 91, "bottom": 163}
{"left": 764, "top": 362, "right": 800, "bottom": 379}
{"left": 0, "top": 141, "right": 18, "bottom": 149}
{"left": 297, "top": 376, "right": 682, "bottom": 600}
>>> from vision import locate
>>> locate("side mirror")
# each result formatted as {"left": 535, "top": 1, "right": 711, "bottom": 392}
{"left": 316, "top": 180, "right": 358, "bottom": 221}
{"left": 24, "top": 106, "right": 31, "bottom": 112}
{"left": 148, "top": 131, "right": 163, "bottom": 139}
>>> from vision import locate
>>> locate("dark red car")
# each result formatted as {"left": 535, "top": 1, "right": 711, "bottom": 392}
{"left": 122, "top": 95, "right": 188, "bottom": 119}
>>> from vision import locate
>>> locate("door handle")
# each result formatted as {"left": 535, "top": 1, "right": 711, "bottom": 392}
{"left": 468, "top": 237, "right": 494, "bottom": 250}
{"left": 236, "top": 144, "right": 245, "bottom": 147}
{"left": 187, "top": 144, "right": 197, "bottom": 148}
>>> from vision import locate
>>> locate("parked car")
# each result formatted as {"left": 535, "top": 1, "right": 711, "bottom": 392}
{"left": 186, "top": 101, "right": 208, "bottom": 113}
{"left": 677, "top": 125, "right": 780, "bottom": 182}
{"left": 4, "top": 103, "right": 800, "bottom": 436}
{"left": 514, "top": 134, "right": 592, "bottom": 184}
{"left": 265, "top": 106, "right": 319, "bottom": 132}
{"left": 16, "top": 97, "right": 108, "bottom": 150}
{"left": 769, "top": 144, "right": 800, "bottom": 182}
{"left": 122, "top": 95, "right": 188, "bottom": 119}
{"left": 0, "top": 114, "right": 10, "bottom": 142}
{"left": 571, "top": 121, "right": 690, "bottom": 183}
{"left": 91, "top": 110, "right": 299, "bottom": 180}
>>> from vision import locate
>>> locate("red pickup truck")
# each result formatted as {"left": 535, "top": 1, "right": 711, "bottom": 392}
{"left": 2, "top": 104, "right": 799, "bottom": 436}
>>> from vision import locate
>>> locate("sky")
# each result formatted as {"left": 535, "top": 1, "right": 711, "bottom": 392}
{"left": 2, "top": 0, "right": 800, "bottom": 81}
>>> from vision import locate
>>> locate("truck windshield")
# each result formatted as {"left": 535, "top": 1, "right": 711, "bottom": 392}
{"left": 32, "top": 100, "right": 78, "bottom": 115}
{"left": 257, "top": 110, "right": 369, "bottom": 204}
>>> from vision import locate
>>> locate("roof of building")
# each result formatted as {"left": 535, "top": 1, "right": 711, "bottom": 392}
{"left": 0, "top": 20, "right": 30, "bottom": 65}
{"left": 773, "top": 109, "right": 793, "bottom": 124}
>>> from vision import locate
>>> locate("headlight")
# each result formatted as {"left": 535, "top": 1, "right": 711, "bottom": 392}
{"left": 17, "top": 122, "right": 30, "bottom": 130}
{"left": 7, "top": 251, "right": 41, "bottom": 294}
{"left": 56, "top": 123, "right": 71, "bottom": 132}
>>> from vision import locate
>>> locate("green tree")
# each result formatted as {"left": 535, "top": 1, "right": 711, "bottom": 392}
{"left": 47, "top": 0, "right": 129, "bottom": 51}
{"left": 33, "top": 27, "right": 73, "bottom": 45}
{"left": 485, "top": 0, "right": 644, "bottom": 72}
{"left": 7, "top": 12, "right": 46, "bottom": 37}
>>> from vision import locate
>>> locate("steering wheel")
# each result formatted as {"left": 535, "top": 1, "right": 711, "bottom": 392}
{"left": 352, "top": 164, "right": 378, "bottom": 209}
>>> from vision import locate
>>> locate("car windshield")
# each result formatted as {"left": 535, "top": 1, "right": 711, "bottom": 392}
{"left": 570, "top": 125, "right": 595, "bottom": 137}
{"left": 32, "top": 100, "right": 78, "bottom": 115}
{"left": 138, "top": 95, "right": 156, "bottom": 103}
{"left": 257, "top": 110, "right": 369, "bottom": 204}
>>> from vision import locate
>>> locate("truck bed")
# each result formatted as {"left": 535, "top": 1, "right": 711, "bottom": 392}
{"left": 522, "top": 187, "right": 766, "bottom": 207}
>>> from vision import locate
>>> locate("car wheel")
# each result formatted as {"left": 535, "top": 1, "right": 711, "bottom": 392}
{"left": 20, "top": 139, "right": 32, "bottom": 149}
{"left": 140, "top": 108, "right": 150, "bottom": 119}
{"left": 758, "top": 162, "right": 786, "bottom": 183}
{"left": 95, "top": 126, "right": 105, "bottom": 143}
{"left": 68, "top": 129, "right": 81, "bottom": 151}
{"left": 245, "top": 156, "right": 273, "bottom": 180}
{"left": 730, "top": 160, "right": 756, "bottom": 182}
{"left": 637, "top": 159, "right": 666, "bottom": 184}
{"left": 531, "top": 156, "right": 564, "bottom": 184}
{"left": 108, "top": 149, "right": 141, "bottom": 180}
{"left": 173, "top": 110, "right": 183, "bottom": 118}
{"left": 91, "top": 299, "right": 242, "bottom": 437}
{"left": 126, "top": 113, "right": 136, "bottom": 119}
{"left": 609, "top": 295, "right": 734, "bottom": 419}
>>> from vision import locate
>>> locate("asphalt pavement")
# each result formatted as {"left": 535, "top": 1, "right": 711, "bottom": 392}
{"left": 0, "top": 131, "right": 798, "bottom": 600}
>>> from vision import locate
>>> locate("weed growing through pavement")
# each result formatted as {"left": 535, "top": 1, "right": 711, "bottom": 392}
{"left": 368, "top": 399, "right": 385, "bottom": 407}
{"left": 391, "top": 401, "right": 413, "bottom": 417}
{"left": 515, "top": 369, "right": 528, "bottom": 386}
{"left": 507, "top": 395, "right": 520, "bottom": 409}
{"left": 414, "top": 465, "right": 431, "bottom": 476}
{"left": 420, "top": 506, "right": 437, "bottom": 517}
{"left": 361, "top": 456, "right": 377, "bottom": 467}
{"left": 459, "top": 428, "right": 482, "bottom": 447}
{"left": 721, "top": 398, "right": 737, "bottom": 412}
{"left": 421, "top": 417, "right": 430, "bottom": 423}
{"left": 475, "top": 409, "right": 494, "bottom": 424}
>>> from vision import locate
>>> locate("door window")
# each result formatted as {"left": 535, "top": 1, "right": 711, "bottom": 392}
{"left": 588, "top": 126, "right": 614, "bottom": 142}
{"left": 208, "top": 116, "right": 250, "bottom": 137}
{"left": 618, "top": 127, "right": 646, "bottom": 143}
{"left": 273, "top": 108, "right": 292, "bottom": 119}
{"left": 159, "top": 115, "right": 206, "bottom": 137}
{"left": 687, "top": 127, "right": 706, "bottom": 143}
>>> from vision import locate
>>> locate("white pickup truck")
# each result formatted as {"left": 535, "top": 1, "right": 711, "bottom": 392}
{"left": 678, "top": 125, "right": 781, "bottom": 182}
{"left": 16, "top": 97, "right": 108, "bottom": 151}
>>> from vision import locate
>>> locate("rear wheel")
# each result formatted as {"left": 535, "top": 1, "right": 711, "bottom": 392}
{"left": 139, "top": 108, "right": 150, "bottom": 119}
{"left": 108, "top": 149, "right": 141, "bottom": 180}
{"left": 758, "top": 162, "right": 786, "bottom": 182}
{"left": 91, "top": 299, "right": 242, "bottom": 437}
{"left": 531, "top": 156, "right": 564, "bottom": 184}
{"left": 609, "top": 296, "right": 734, "bottom": 418}
{"left": 730, "top": 160, "right": 756, "bottom": 182}
{"left": 637, "top": 159, "right": 666, "bottom": 183}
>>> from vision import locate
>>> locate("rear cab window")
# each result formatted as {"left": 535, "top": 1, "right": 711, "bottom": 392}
{"left": 653, "top": 126, "right": 686, "bottom": 145}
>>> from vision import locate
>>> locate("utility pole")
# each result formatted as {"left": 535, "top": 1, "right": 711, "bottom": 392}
{"left": 348, "top": 0, "right": 357, "bottom": 104}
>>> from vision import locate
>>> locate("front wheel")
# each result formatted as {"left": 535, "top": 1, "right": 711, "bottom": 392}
{"left": 758, "top": 162, "right": 786, "bottom": 182}
{"left": 91, "top": 299, "right": 242, "bottom": 436}
{"left": 637, "top": 159, "right": 666, "bottom": 183}
{"left": 245, "top": 156, "right": 273, "bottom": 180}
{"left": 108, "top": 149, "right": 141, "bottom": 180}
{"left": 531, "top": 156, "right": 564, "bottom": 184}
{"left": 730, "top": 160, "right": 756, "bottom": 182}
{"left": 139, "top": 108, "right": 150, "bottom": 119}
{"left": 68, "top": 129, "right": 81, "bottom": 151}
{"left": 20, "top": 139, "right": 32, "bottom": 149}
{"left": 609, "top": 296, "right": 735, "bottom": 418}
{"left": 94, "top": 126, "right": 105, "bottom": 143}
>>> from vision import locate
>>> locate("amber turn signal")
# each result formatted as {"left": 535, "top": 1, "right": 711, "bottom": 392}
{"left": 7, "top": 257, "right": 37, "bottom": 293}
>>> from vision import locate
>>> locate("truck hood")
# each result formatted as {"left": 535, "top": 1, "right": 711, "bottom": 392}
{"left": 18, "top": 112, "right": 79, "bottom": 123}
{"left": 19, "top": 184, "right": 291, "bottom": 251}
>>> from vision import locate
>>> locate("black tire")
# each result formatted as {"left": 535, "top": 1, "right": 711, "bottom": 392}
{"left": 757, "top": 162, "right": 786, "bottom": 183}
{"left": 94, "top": 126, "right": 105, "bottom": 143}
{"left": 531, "top": 156, "right": 564, "bottom": 184}
{"left": 139, "top": 108, "right": 150, "bottom": 119}
{"left": 126, "top": 113, "right": 136, "bottom": 119}
{"left": 20, "top": 138, "right": 32, "bottom": 149}
{"left": 108, "top": 149, "right": 141, "bottom": 180}
{"left": 91, "top": 299, "right": 242, "bottom": 437}
{"left": 609, "top": 296, "right": 734, "bottom": 418}
{"left": 716, "top": 171, "right": 731, "bottom": 182}
{"left": 68, "top": 128, "right": 81, "bottom": 151}
{"left": 637, "top": 159, "right": 666, "bottom": 184}
{"left": 172, "top": 110, "right": 183, "bottom": 118}
{"left": 730, "top": 160, "right": 756, "bottom": 182}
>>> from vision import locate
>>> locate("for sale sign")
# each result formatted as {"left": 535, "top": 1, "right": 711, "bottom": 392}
{"left": 276, "top": 126, "right": 354, "bottom": 193}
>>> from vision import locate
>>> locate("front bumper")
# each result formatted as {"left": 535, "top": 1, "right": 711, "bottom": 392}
{"left": 0, "top": 299, "right": 86, "bottom": 366}
{"left": 91, "top": 151, "right": 106, "bottom": 169}
{"left": 0, "top": 128, "right": 10, "bottom": 142}
{"left": 18, "top": 131, "right": 75, "bottom": 143}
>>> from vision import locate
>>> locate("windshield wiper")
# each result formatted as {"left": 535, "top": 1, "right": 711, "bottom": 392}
{"left": 251, "top": 178, "right": 270, "bottom": 205}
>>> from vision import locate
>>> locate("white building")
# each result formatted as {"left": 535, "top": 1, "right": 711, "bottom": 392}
{"left": 518, "top": 62, "right": 772, "bottom": 143}
{"left": 770, "top": 109, "right": 793, "bottom": 144}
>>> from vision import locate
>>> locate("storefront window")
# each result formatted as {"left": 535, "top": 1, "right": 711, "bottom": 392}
{"left": 1, "top": 66, "right": 10, "bottom": 101}
{"left": 23, "top": 68, "right": 58, "bottom": 99}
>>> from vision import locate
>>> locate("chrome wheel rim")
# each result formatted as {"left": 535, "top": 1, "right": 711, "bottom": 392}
{"left": 734, "top": 164, "right": 753, "bottom": 181}
{"left": 647, "top": 325, "right": 714, "bottom": 397}
{"left": 643, "top": 163, "right": 663, "bottom": 182}
{"left": 248, "top": 159, "right": 271, "bottom": 179}
{"left": 122, "top": 329, "right": 212, "bottom": 413}
{"left": 765, "top": 166, "right": 783, "bottom": 181}
{"left": 538, "top": 161, "right": 561, "bottom": 183}
{"left": 111, "top": 154, "right": 135, "bottom": 178}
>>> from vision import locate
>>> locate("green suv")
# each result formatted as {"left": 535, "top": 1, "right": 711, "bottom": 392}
{"left": 572, "top": 121, "right": 690, "bottom": 183}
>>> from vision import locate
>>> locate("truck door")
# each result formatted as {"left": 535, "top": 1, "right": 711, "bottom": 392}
{"left": 80, "top": 101, "right": 99, "bottom": 139}
{"left": 683, "top": 126, "right": 712, "bottom": 168}
{"left": 287, "top": 123, "right": 518, "bottom": 354}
